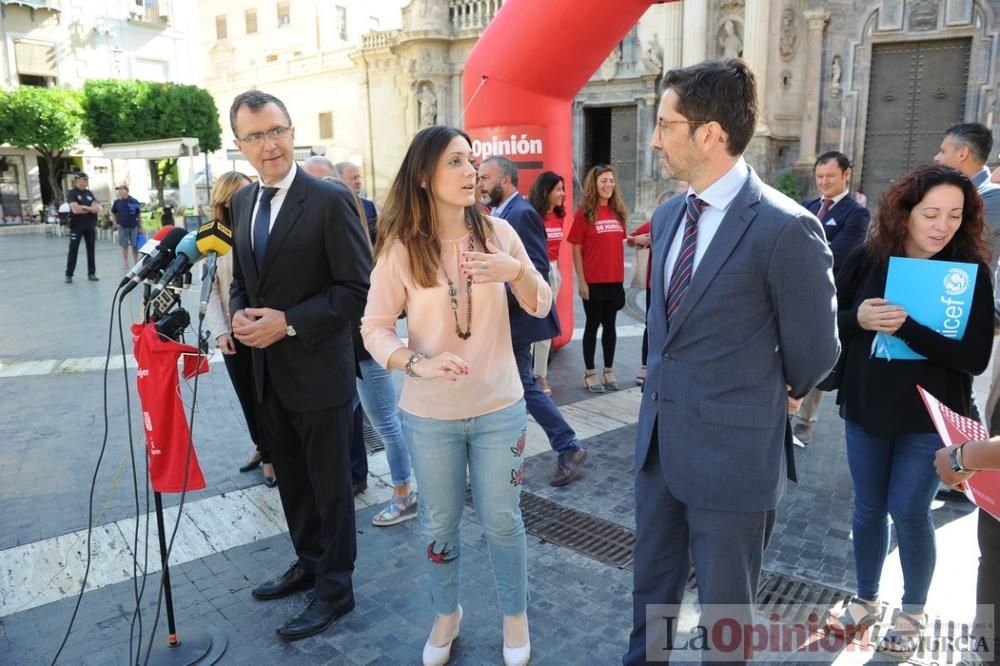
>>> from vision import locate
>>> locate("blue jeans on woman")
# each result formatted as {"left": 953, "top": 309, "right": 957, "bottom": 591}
{"left": 400, "top": 400, "right": 528, "bottom": 617}
{"left": 844, "top": 420, "right": 942, "bottom": 613}
{"left": 357, "top": 358, "right": 411, "bottom": 486}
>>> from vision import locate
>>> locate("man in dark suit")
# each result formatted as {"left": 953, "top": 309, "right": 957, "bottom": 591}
{"left": 624, "top": 59, "right": 838, "bottom": 665}
{"left": 336, "top": 161, "right": 378, "bottom": 242}
{"left": 478, "top": 156, "right": 587, "bottom": 486}
{"left": 794, "top": 151, "right": 870, "bottom": 444}
{"left": 228, "top": 90, "right": 372, "bottom": 640}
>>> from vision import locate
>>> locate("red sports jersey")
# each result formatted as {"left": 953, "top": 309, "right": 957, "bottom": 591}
{"left": 133, "top": 322, "right": 207, "bottom": 494}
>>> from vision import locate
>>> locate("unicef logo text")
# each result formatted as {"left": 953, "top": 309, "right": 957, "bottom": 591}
{"left": 943, "top": 268, "right": 971, "bottom": 296}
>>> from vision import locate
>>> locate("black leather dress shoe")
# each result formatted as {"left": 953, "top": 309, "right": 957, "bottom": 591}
{"left": 238, "top": 458, "right": 261, "bottom": 473}
{"left": 251, "top": 561, "right": 315, "bottom": 600}
{"left": 277, "top": 595, "right": 355, "bottom": 641}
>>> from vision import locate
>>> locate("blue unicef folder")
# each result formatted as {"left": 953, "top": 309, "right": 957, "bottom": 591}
{"left": 875, "top": 256, "right": 978, "bottom": 360}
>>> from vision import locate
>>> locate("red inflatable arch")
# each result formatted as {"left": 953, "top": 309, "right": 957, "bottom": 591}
{"left": 463, "top": 0, "right": 672, "bottom": 348}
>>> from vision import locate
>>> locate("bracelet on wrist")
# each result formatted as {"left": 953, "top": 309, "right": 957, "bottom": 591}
{"left": 512, "top": 262, "right": 526, "bottom": 283}
{"left": 404, "top": 351, "right": 426, "bottom": 378}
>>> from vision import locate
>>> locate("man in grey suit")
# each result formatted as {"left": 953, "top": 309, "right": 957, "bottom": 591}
{"left": 624, "top": 59, "right": 839, "bottom": 665}
{"left": 934, "top": 123, "right": 1000, "bottom": 429}
{"left": 934, "top": 122, "right": 1000, "bottom": 263}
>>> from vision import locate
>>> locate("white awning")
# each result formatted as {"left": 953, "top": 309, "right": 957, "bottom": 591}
{"left": 14, "top": 40, "right": 57, "bottom": 77}
{"left": 100, "top": 138, "right": 200, "bottom": 160}
{"left": 226, "top": 147, "right": 314, "bottom": 161}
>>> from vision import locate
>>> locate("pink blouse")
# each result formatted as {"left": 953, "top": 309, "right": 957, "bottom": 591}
{"left": 361, "top": 217, "right": 552, "bottom": 420}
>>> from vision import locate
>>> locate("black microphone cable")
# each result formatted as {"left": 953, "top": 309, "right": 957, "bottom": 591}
{"left": 141, "top": 303, "right": 207, "bottom": 666}
{"left": 117, "top": 296, "right": 153, "bottom": 666}
{"left": 51, "top": 283, "right": 125, "bottom": 665}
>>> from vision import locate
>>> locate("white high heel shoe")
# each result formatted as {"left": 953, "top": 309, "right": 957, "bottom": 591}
{"left": 422, "top": 604, "right": 463, "bottom": 666}
{"left": 503, "top": 620, "right": 530, "bottom": 666}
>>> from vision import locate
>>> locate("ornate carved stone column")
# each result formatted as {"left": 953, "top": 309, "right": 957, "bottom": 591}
{"left": 742, "top": 0, "right": 772, "bottom": 132}
{"left": 681, "top": 0, "right": 708, "bottom": 66}
{"left": 663, "top": 0, "right": 684, "bottom": 72}
{"left": 798, "top": 8, "right": 831, "bottom": 165}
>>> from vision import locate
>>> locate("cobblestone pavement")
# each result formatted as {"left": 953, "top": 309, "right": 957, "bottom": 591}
{"left": 0, "top": 233, "right": 985, "bottom": 664}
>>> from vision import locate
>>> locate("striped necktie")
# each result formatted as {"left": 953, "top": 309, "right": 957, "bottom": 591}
{"left": 666, "top": 194, "right": 707, "bottom": 323}
{"left": 817, "top": 197, "right": 833, "bottom": 222}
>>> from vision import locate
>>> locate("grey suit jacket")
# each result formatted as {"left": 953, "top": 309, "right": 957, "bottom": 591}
{"left": 972, "top": 168, "right": 1000, "bottom": 268}
{"left": 635, "top": 168, "right": 839, "bottom": 512}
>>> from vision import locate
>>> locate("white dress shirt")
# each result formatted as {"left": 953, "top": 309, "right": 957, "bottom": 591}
{"left": 250, "top": 162, "right": 298, "bottom": 251}
{"left": 492, "top": 190, "right": 519, "bottom": 218}
{"left": 663, "top": 158, "right": 750, "bottom": 293}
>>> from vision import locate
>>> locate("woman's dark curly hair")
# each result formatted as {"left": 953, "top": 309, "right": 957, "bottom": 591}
{"left": 866, "top": 163, "right": 990, "bottom": 266}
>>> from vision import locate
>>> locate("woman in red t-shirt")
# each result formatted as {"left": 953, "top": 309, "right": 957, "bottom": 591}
{"left": 527, "top": 170, "right": 567, "bottom": 396}
{"left": 568, "top": 165, "right": 628, "bottom": 392}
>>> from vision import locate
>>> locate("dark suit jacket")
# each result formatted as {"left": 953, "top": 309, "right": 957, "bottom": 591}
{"left": 496, "top": 193, "right": 561, "bottom": 346}
{"left": 230, "top": 167, "right": 372, "bottom": 411}
{"left": 637, "top": 168, "right": 838, "bottom": 512}
{"left": 361, "top": 197, "right": 377, "bottom": 244}
{"left": 801, "top": 194, "right": 870, "bottom": 273}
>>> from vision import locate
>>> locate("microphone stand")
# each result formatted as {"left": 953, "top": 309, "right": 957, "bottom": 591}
{"left": 140, "top": 280, "right": 224, "bottom": 665}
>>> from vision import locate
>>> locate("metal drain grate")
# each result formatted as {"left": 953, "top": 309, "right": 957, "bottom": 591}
{"left": 362, "top": 413, "right": 384, "bottom": 453}
{"left": 464, "top": 490, "right": 636, "bottom": 568}
{"left": 754, "top": 570, "right": 852, "bottom": 623}
{"left": 520, "top": 491, "right": 636, "bottom": 568}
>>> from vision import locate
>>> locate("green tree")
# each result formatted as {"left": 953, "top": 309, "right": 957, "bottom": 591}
{"left": 82, "top": 80, "right": 222, "bottom": 201}
{"left": 775, "top": 172, "right": 802, "bottom": 202}
{"left": 0, "top": 86, "right": 83, "bottom": 204}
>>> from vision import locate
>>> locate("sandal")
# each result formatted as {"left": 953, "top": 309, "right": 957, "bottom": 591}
{"left": 371, "top": 491, "right": 418, "bottom": 527}
{"left": 603, "top": 368, "right": 620, "bottom": 391}
{"left": 879, "top": 610, "right": 926, "bottom": 659}
{"left": 584, "top": 371, "right": 605, "bottom": 393}
{"left": 826, "top": 597, "right": 880, "bottom": 638}
{"left": 636, "top": 365, "right": 647, "bottom": 387}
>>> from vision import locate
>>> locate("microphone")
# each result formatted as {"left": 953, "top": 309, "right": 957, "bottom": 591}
{"left": 119, "top": 226, "right": 188, "bottom": 299}
{"left": 195, "top": 219, "right": 234, "bottom": 317}
{"left": 150, "top": 232, "right": 203, "bottom": 299}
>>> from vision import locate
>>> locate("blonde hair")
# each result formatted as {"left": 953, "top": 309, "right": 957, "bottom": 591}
{"left": 210, "top": 171, "right": 252, "bottom": 224}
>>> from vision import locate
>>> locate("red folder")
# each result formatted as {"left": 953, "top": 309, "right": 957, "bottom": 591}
{"left": 917, "top": 385, "right": 1000, "bottom": 521}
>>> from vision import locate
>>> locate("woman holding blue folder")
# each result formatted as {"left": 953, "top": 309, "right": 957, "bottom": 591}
{"left": 829, "top": 164, "right": 994, "bottom": 657}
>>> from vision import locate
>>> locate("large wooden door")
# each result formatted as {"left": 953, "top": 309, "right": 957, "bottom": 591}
{"left": 610, "top": 105, "right": 637, "bottom": 214}
{"left": 861, "top": 39, "right": 970, "bottom": 208}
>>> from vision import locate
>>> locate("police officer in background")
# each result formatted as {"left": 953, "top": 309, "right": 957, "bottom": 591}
{"left": 65, "top": 172, "right": 101, "bottom": 283}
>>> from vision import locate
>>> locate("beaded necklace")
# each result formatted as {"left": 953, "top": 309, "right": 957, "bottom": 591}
{"left": 445, "top": 229, "right": 474, "bottom": 340}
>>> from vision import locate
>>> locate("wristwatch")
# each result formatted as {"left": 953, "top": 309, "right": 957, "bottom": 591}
{"left": 285, "top": 324, "right": 297, "bottom": 337}
{"left": 949, "top": 443, "right": 969, "bottom": 473}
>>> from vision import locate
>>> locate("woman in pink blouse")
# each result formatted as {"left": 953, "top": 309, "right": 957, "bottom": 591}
{"left": 361, "top": 126, "right": 551, "bottom": 666}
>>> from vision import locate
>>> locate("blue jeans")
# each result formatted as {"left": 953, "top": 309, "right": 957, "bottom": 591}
{"left": 513, "top": 343, "right": 579, "bottom": 454}
{"left": 401, "top": 400, "right": 528, "bottom": 616}
{"left": 358, "top": 358, "right": 411, "bottom": 486}
{"left": 844, "top": 420, "right": 942, "bottom": 612}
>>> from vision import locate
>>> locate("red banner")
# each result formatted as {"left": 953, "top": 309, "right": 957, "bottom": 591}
{"left": 468, "top": 125, "right": 547, "bottom": 197}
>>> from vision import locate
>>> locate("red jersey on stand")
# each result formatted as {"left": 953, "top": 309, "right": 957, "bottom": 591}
{"left": 568, "top": 205, "right": 626, "bottom": 283}
{"left": 132, "top": 322, "right": 207, "bottom": 493}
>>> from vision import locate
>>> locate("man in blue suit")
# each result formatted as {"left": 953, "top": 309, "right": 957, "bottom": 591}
{"left": 479, "top": 156, "right": 587, "bottom": 486}
{"left": 794, "top": 151, "right": 870, "bottom": 444}
{"left": 624, "top": 59, "right": 839, "bottom": 665}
